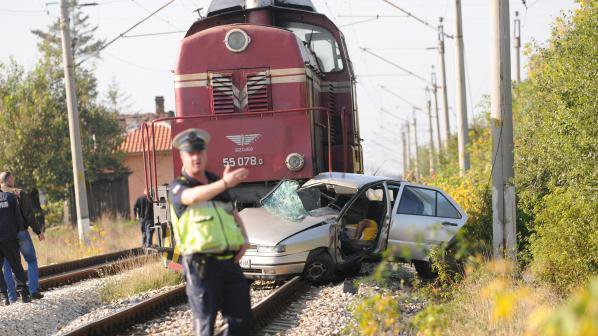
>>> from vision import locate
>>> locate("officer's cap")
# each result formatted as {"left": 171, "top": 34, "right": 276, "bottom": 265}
{"left": 172, "top": 129, "right": 211, "bottom": 153}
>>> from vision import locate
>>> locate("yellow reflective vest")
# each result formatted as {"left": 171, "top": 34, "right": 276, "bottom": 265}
{"left": 169, "top": 200, "right": 245, "bottom": 255}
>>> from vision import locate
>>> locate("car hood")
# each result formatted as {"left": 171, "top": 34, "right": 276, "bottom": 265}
{"left": 239, "top": 207, "right": 337, "bottom": 245}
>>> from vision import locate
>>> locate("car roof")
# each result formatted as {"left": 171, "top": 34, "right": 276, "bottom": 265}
{"left": 302, "top": 172, "right": 402, "bottom": 191}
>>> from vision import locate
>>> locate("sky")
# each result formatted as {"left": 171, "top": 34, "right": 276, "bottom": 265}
{"left": 0, "top": 0, "right": 579, "bottom": 176}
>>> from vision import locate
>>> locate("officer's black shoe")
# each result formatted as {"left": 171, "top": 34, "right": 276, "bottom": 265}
{"left": 31, "top": 292, "right": 44, "bottom": 300}
{"left": 18, "top": 289, "right": 31, "bottom": 303}
{"left": 0, "top": 292, "right": 9, "bottom": 306}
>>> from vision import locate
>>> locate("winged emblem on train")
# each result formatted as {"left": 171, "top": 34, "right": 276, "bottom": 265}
{"left": 226, "top": 134, "right": 262, "bottom": 146}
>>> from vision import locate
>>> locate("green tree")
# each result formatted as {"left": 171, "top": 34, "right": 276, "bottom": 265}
{"left": 0, "top": 2, "right": 125, "bottom": 201}
{"left": 513, "top": 1, "right": 598, "bottom": 292}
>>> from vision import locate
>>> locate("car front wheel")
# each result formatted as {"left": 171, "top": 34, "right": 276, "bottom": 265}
{"left": 303, "top": 252, "right": 334, "bottom": 283}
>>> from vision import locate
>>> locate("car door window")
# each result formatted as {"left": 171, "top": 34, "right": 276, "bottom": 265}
{"left": 387, "top": 184, "right": 401, "bottom": 208}
{"left": 436, "top": 192, "right": 462, "bottom": 219}
{"left": 397, "top": 186, "right": 436, "bottom": 216}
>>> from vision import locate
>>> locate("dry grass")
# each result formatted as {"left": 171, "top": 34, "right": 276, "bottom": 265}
{"left": 98, "top": 254, "right": 183, "bottom": 303}
{"left": 34, "top": 217, "right": 141, "bottom": 266}
{"left": 412, "top": 259, "right": 563, "bottom": 336}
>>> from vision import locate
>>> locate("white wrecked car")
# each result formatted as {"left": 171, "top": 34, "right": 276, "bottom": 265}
{"left": 239, "top": 173, "right": 467, "bottom": 282}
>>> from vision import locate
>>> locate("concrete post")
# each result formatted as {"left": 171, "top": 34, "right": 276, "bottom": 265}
{"left": 490, "top": 0, "right": 517, "bottom": 260}
{"left": 59, "top": 0, "right": 90, "bottom": 244}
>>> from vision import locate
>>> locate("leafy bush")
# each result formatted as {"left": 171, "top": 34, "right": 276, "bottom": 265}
{"left": 529, "top": 188, "right": 598, "bottom": 293}
{"left": 513, "top": 2, "right": 598, "bottom": 294}
{"left": 527, "top": 276, "right": 598, "bottom": 336}
{"left": 42, "top": 200, "right": 64, "bottom": 227}
{"left": 352, "top": 293, "right": 401, "bottom": 336}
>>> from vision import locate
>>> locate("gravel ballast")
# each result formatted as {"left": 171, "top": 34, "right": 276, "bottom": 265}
{"left": 0, "top": 262, "right": 427, "bottom": 336}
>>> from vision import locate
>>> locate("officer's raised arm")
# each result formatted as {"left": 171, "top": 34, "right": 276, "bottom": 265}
{"left": 180, "top": 165, "right": 248, "bottom": 206}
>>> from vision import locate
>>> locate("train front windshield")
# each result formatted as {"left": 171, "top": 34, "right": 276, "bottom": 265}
{"left": 282, "top": 22, "right": 344, "bottom": 73}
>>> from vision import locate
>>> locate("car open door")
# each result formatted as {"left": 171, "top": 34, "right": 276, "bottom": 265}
{"left": 388, "top": 184, "right": 467, "bottom": 260}
{"left": 371, "top": 182, "right": 393, "bottom": 254}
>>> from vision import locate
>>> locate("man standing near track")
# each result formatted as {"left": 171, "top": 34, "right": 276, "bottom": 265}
{"left": 168, "top": 129, "right": 251, "bottom": 336}
{"left": 134, "top": 190, "right": 154, "bottom": 248}
{"left": 0, "top": 184, "right": 31, "bottom": 305}
{"left": 0, "top": 171, "right": 43, "bottom": 302}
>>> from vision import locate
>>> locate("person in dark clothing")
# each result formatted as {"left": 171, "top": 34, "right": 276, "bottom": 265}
{"left": 0, "top": 172, "right": 45, "bottom": 302}
{"left": 0, "top": 189, "right": 31, "bottom": 305}
{"left": 134, "top": 191, "right": 154, "bottom": 247}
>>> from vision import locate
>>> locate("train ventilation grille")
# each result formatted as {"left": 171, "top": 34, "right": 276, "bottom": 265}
{"left": 327, "top": 83, "right": 341, "bottom": 144}
{"left": 210, "top": 73, "right": 235, "bottom": 113}
{"left": 246, "top": 72, "right": 271, "bottom": 112}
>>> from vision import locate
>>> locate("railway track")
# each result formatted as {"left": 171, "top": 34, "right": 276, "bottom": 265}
{"left": 37, "top": 248, "right": 147, "bottom": 290}
{"left": 61, "top": 277, "right": 310, "bottom": 336}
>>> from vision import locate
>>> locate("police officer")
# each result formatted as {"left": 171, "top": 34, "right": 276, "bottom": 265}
{"left": 0, "top": 171, "right": 45, "bottom": 302}
{"left": 0, "top": 186, "right": 31, "bottom": 305}
{"left": 168, "top": 129, "right": 251, "bottom": 336}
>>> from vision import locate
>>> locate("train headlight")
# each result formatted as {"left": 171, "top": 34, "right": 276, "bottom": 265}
{"left": 285, "top": 153, "right": 305, "bottom": 172}
{"left": 225, "top": 29, "right": 250, "bottom": 53}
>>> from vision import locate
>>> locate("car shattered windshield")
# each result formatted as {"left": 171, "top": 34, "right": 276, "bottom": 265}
{"left": 260, "top": 180, "right": 309, "bottom": 221}
{"left": 260, "top": 180, "right": 339, "bottom": 222}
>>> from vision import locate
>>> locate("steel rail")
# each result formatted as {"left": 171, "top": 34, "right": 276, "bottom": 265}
{"left": 217, "top": 276, "right": 309, "bottom": 335}
{"left": 62, "top": 284, "right": 188, "bottom": 336}
{"left": 38, "top": 248, "right": 144, "bottom": 278}
{"left": 62, "top": 276, "right": 309, "bottom": 336}
{"left": 39, "top": 254, "right": 153, "bottom": 291}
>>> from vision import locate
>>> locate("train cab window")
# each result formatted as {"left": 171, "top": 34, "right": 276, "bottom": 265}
{"left": 283, "top": 22, "right": 344, "bottom": 73}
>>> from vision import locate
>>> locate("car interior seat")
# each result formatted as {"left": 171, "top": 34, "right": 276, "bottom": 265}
{"left": 366, "top": 200, "right": 385, "bottom": 225}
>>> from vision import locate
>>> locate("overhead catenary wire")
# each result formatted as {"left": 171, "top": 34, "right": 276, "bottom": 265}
{"left": 338, "top": 14, "right": 408, "bottom": 28}
{"left": 380, "top": 85, "right": 422, "bottom": 111}
{"left": 123, "top": 30, "right": 186, "bottom": 38}
{"left": 79, "top": 0, "right": 175, "bottom": 64}
{"left": 380, "top": 0, "right": 454, "bottom": 39}
{"left": 130, "top": 0, "right": 180, "bottom": 30}
{"left": 361, "top": 48, "right": 433, "bottom": 86}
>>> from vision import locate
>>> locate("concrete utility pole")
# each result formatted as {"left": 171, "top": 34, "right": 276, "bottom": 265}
{"left": 513, "top": 11, "right": 521, "bottom": 83}
{"left": 425, "top": 87, "right": 436, "bottom": 175}
{"left": 412, "top": 114, "right": 420, "bottom": 180}
{"left": 490, "top": 0, "right": 516, "bottom": 261}
{"left": 401, "top": 129, "right": 408, "bottom": 178}
{"left": 406, "top": 122, "right": 412, "bottom": 178}
{"left": 437, "top": 17, "right": 451, "bottom": 152}
{"left": 453, "top": 0, "right": 470, "bottom": 175}
{"left": 59, "top": 0, "right": 90, "bottom": 244}
{"left": 431, "top": 67, "right": 442, "bottom": 152}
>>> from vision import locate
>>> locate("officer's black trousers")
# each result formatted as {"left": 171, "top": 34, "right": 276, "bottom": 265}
{"left": 0, "top": 239, "right": 28, "bottom": 292}
{"left": 183, "top": 254, "right": 251, "bottom": 336}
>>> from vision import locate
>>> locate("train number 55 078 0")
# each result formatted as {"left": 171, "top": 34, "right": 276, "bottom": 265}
{"left": 222, "top": 156, "right": 264, "bottom": 167}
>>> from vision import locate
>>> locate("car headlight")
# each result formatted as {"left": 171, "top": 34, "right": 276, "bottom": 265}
{"left": 285, "top": 153, "right": 305, "bottom": 172}
{"left": 256, "top": 244, "right": 286, "bottom": 253}
{"left": 224, "top": 29, "right": 250, "bottom": 53}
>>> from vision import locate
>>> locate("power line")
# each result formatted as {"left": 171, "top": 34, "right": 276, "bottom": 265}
{"left": 380, "top": 0, "right": 454, "bottom": 39}
{"left": 337, "top": 15, "right": 408, "bottom": 18}
{"left": 380, "top": 85, "right": 422, "bottom": 111}
{"left": 130, "top": 0, "right": 180, "bottom": 30}
{"left": 361, "top": 48, "right": 432, "bottom": 86}
{"left": 355, "top": 73, "right": 409, "bottom": 78}
{"left": 80, "top": 0, "right": 175, "bottom": 64}
{"left": 104, "top": 51, "right": 170, "bottom": 72}
{"left": 123, "top": 30, "right": 185, "bottom": 38}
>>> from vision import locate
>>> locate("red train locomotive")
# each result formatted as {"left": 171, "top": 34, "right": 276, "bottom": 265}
{"left": 141, "top": 0, "right": 363, "bottom": 261}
